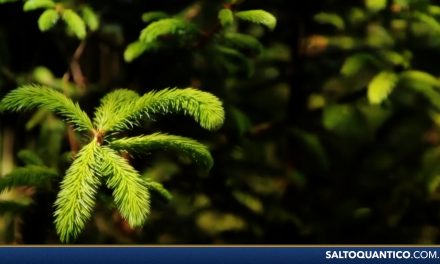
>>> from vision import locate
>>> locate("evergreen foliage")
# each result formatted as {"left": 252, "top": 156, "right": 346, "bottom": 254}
{"left": 124, "top": 41, "right": 152, "bottom": 62}
{"left": 0, "top": 85, "right": 93, "bottom": 132}
{"left": 110, "top": 133, "right": 214, "bottom": 170}
{"left": 93, "top": 89, "right": 140, "bottom": 133}
{"left": 0, "top": 83, "right": 224, "bottom": 242}
{"left": 140, "top": 18, "right": 193, "bottom": 44}
{"left": 367, "top": 71, "right": 398, "bottom": 104}
{"left": 235, "top": 10, "right": 277, "bottom": 31}
{"left": 19, "top": 0, "right": 91, "bottom": 39}
{"left": 141, "top": 11, "right": 169, "bottom": 23}
{"left": 6, "top": 0, "right": 440, "bottom": 246}
{"left": 314, "top": 12, "right": 345, "bottom": 31}
{"left": 340, "top": 54, "right": 379, "bottom": 77}
{"left": 23, "top": 0, "right": 55, "bottom": 11}
{"left": 123, "top": 3, "right": 276, "bottom": 69}
{"left": 62, "top": 9, "right": 86, "bottom": 39}
{"left": 0, "top": 166, "right": 57, "bottom": 193}
{"left": 215, "top": 45, "right": 254, "bottom": 76}
{"left": 120, "top": 88, "right": 225, "bottom": 132}
{"left": 81, "top": 6, "right": 99, "bottom": 32}
{"left": 54, "top": 139, "right": 101, "bottom": 242}
{"left": 145, "top": 179, "right": 172, "bottom": 201}
{"left": 0, "top": 0, "right": 282, "bottom": 245}
{"left": 365, "top": 0, "right": 387, "bottom": 12}
{"left": 99, "top": 146, "right": 150, "bottom": 228}
{"left": 221, "top": 33, "right": 263, "bottom": 56}
{"left": 38, "top": 9, "right": 59, "bottom": 32}
{"left": 400, "top": 70, "right": 440, "bottom": 89}
{"left": 218, "top": 8, "right": 234, "bottom": 27}
{"left": 17, "top": 150, "right": 44, "bottom": 166}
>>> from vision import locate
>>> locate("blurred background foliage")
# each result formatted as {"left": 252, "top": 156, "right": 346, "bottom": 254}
{"left": 2, "top": 0, "right": 440, "bottom": 244}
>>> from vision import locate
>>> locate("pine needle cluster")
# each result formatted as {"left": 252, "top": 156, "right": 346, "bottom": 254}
{"left": 0, "top": 84, "right": 225, "bottom": 242}
{"left": 22, "top": 0, "right": 99, "bottom": 39}
{"left": 124, "top": 5, "right": 277, "bottom": 67}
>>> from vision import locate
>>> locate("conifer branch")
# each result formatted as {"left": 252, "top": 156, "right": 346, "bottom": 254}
{"left": 54, "top": 139, "right": 101, "bottom": 242}
{"left": 222, "top": 32, "right": 263, "bottom": 55}
{"left": 17, "top": 150, "right": 44, "bottom": 166}
{"left": 124, "top": 41, "right": 159, "bottom": 62}
{"left": 235, "top": 9, "right": 277, "bottom": 30}
{"left": 62, "top": 9, "right": 86, "bottom": 40}
{"left": 23, "top": 0, "right": 55, "bottom": 11}
{"left": 0, "top": 166, "right": 57, "bottom": 193}
{"left": 81, "top": 6, "right": 99, "bottom": 31}
{"left": 110, "top": 133, "right": 214, "bottom": 170}
{"left": 113, "top": 88, "right": 225, "bottom": 132}
{"left": 0, "top": 84, "right": 93, "bottom": 132}
{"left": 93, "top": 89, "right": 140, "bottom": 133}
{"left": 99, "top": 146, "right": 150, "bottom": 227}
{"left": 139, "top": 18, "right": 193, "bottom": 44}
{"left": 38, "top": 9, "right": 59, "bottom": 32}
{"left": 141, "top": 11, "right": 169, "bottom": 23}
{"left": 145, "top": 178, "right": 172, "bottom": 201}
{"left": 218, "top": 8, "right": 234, "bottom": 27}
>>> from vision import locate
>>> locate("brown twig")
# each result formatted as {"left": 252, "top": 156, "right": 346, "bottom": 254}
{"left": 69, "top": 40, "right": 87, "bottom": 92}
{"left": 62, "top": 72, "right": 81, "bottom": 155}
{"left": 62, "top": 39, "right": 88, "bottom": 156}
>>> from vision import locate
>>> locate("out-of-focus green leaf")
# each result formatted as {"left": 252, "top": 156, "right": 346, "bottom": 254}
{"left": 216, "top": 45, "right": 254, "bottom": 77}
{"left": 367, "top": 71, "right": 398, "bottom": 104}
{"left": 26, "top": 109, "right": 49, "bottom": 130}
{"left": 429, "top": 5, "right": 440, "bottom": 16}
{"left": 328, "top": 36, "right": 357, "bottom": 50}
{"left": 228, "top": 106, "right": 252, "bottom": 136}
{"left": 218, "top": 9, "right": 234, "bottom": 27}
{"left": 403, "top": 82, "right": 440, "bottom": 109}
{"left": 308, "top": 93, "right": 326, "bottom": 110}
{"left": 290, "top": 128, "right": 329, "bottom": 170}
{"left": 400, "top": 70, "right": 440, "bottom": 89}
{"left": 222, "top": 32, "right": 263, "bottom": 55}
{"left": 358, "top": 104, "right": 393, "bottom": 133}
{"left": 367, "top": 24, "right": 394, "bottom": 48}
{"left": 244, "top": 175, "right": 288, "bottom": 196}
{"left": 17, "top": 149, "right": 44, "bottom": 166}
{"left": 400, "top": 71, "right": 440, "bottom": 109}
{"left": 38, "top": 9, "right": 59, "bottom": 32}
{"left": 23, "top": 0, "right": 55, "bottom": 11}
{"left": 348, "top": 7, "right": 367, "bottom": 24}
{"left": 322, "top": 104, "right": 366, "bottom": 138}
{"left": 139, "top": 18, "right": 191, "bottom": 44}
{"left": 429, "top": 175, "right": 440, "bottom": 194}
{"left": 233, "top": 191, "right": 263, "bottom": 214}
{"left": 62, "top": 9, "right": 86, "bottom": 39}
{"left": 341, "top": 53, "right": 381, "bottom": 77}
{"left": 82, "top": 6, "right": 99, "bottom": 31}
{"left": 314, "top": 12, "right": 345, "bottom": 30}
{"left": 145, "top": 179, "right": 172, "bottom": 201}
{"left": 141, "top": 11, "right": 169, "bottom": 23}
{"left": 142, "top": 161, "right": 180, "bottom": 183}
{"left": 196, "top": 211, "right": 246, "bottom": 234}
{"left": 235, "top": 9, "right": 277, "bottom": 30}
{"left": 378, "top": 50, "right": 411, "bottom": 69}
{"left": 414, "top": 11, "right": 440, "bottom": 34}
{"left": 365, "top": 0, "right": 387, "bottom": 12}
{"left": 124, "top": 41, "right": 148, "bottom": 62}
{"left": 33, "top": 66, "right": 54, "bottom": 84}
